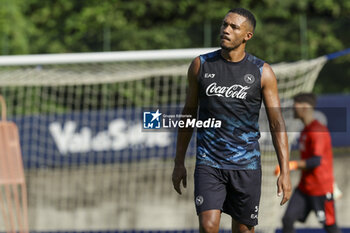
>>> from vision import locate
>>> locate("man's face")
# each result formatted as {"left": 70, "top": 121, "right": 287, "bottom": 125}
{"left": 293, "top": 102, "right": 312, "bottom": 119}
{"left": 293, "top": 102, "right": 303, "bottom": 119}
{"left": 220, "top": 13, "right": 253, "bottom": 50}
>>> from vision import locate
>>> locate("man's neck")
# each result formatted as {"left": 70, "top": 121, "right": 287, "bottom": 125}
{"left": 303, "top": 114, "right": 315, "bottom": 127}
{"left": 221, "top": 47, "right": 246, "bottom": 62}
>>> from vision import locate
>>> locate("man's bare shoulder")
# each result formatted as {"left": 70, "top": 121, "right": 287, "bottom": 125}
{"left": 262, "top": 63, "right": 275, "bottom": 76}
{"left": 261, "top": 63, "right": 277, "bottom": 87}
{"left": 188, "top": 57, "right": 201, "bottom": 79}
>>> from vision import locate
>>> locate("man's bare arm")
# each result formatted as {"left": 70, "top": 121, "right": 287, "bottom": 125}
{"left": 172, "top": 57, "right": 200, "bottom": 195}
{"left": 261, "top": 63, "right": 292, "bottom": 205}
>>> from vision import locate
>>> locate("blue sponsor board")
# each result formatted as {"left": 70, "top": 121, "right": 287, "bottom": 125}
{"left": 290, "top": 94, "right": 350, "bottom": 149}
{"left": 8, "top": 94, "right": 350, "bottom": 168}
{"left": 316, "top": 94, "right": 350, "bottom": 147}
{"left": 287, "top": 94, "right": 349, "bottom": 150}
{"left": 10, "top": 108, "right": 189, "bottom": 168}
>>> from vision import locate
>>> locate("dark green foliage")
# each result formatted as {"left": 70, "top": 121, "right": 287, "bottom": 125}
{"left": 0, "top": 0, "right": 349, "bottom": 93}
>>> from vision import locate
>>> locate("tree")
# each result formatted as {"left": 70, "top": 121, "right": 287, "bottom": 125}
{"left": 0, "top": 0, "right": 349, "bottom": 93}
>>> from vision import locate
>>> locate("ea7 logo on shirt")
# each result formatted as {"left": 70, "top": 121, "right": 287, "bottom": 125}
{"left": 244, "top": 74, "right": 255, "bottom": 84}
{"left": 204, "top": 73, "right": 216, "bottom": 78}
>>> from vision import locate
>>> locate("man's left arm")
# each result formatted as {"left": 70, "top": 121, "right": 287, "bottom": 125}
{"left": 297, "top": 132, "right": 324, "bottom": 169}
{"left": 261, "top": 63, "right": 292, "bottom": 206}
{"left": 295, "top": 156, "right": 321, "bottom": 170}
{"left": 274, "top": 133, "right": 322, "bottom": 174}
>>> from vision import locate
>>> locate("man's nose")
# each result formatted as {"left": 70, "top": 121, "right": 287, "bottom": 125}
{"left": 222, "top": 26, "right": 229, "bottom": 34}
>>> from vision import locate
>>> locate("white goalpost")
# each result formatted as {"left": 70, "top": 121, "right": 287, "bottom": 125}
{"left": 0, "top": 48, "right": 330, "bottom": 232}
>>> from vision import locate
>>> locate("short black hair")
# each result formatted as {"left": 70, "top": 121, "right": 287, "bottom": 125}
{"left": 228, "top": 8, "right": 256, "bottom": 32}
{"left": 293, "top": 93, "right": 317, "bottom": 108}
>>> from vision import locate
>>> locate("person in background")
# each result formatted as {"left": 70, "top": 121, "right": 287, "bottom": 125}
{"left": 277, "top": 93, "right": 341, "bottom": 233}
{"left": 172, "top": 7, "right": 292, "bottom": 233}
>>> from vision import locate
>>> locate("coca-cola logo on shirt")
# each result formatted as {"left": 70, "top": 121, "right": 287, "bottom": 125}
{"left": 205, "top": 82, "right": 250, "bottom": 99}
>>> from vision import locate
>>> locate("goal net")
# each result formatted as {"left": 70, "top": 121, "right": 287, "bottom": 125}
{"left": 0, "top": 48, "right": 329, "bottom": 232}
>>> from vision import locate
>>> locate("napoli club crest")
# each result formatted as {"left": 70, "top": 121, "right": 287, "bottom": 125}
{"left": 195, "top": 195, "right": 204, "bottom": 206}
{"left": 244, "top": 74, "right": 255, "bottom": 84}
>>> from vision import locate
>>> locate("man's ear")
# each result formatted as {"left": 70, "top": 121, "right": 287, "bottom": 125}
{"left": 245, "top": 31, "right": 253, "bottom": 41}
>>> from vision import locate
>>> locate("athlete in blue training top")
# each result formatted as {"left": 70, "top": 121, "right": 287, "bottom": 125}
{"left": 172, "top": 8, "right": 292, "bottom": 233}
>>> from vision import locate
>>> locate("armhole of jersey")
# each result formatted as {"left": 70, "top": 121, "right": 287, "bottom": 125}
{"left": 256, "top": 58, "right": 264, "bottom": 77}
{"left": 247, "top": 53, "right": 265, "bottom": 80}
{"left": 260, "top": 63, "right": 264, "bottom": 90}
{"left": 198, "top": 55, "right": 205, "bottom": 81}
{"left": 259, "top": 65, "right": 264, "bottom": 76}
{"left": 255, "top": 59, "right": 264, "bottom": 90}
{"left": 198, "top": 50, "right": 220, "bottom": 82}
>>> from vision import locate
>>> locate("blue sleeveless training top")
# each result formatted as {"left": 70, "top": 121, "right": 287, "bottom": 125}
{"left": 196, "top": 49, "right": 264, "bottom": 170}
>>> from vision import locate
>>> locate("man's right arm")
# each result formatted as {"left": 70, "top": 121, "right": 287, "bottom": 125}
{"left": 261, "top": 63, "right": 292, "bottom": 205}
{"left": 172, "top": 57, "right": 200, "bottom": 195}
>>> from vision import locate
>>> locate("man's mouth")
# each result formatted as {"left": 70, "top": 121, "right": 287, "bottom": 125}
{"left": 220, "top": 35, "right": 230, "bottom": 41}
